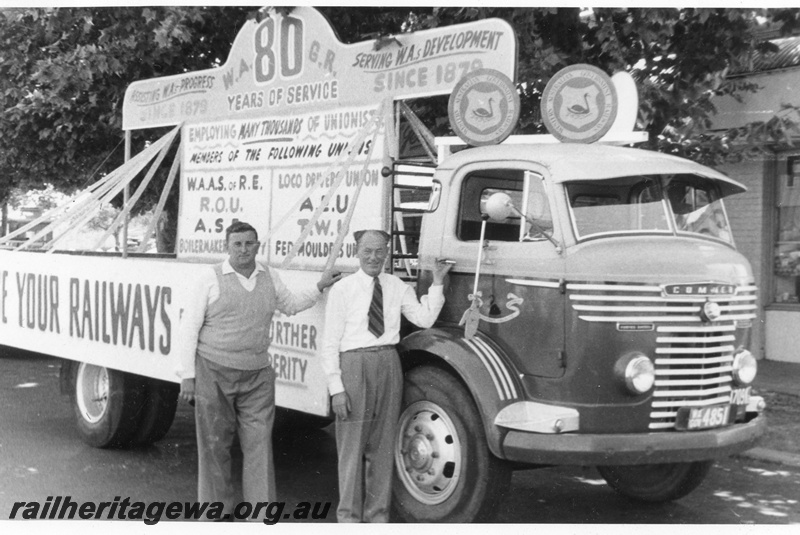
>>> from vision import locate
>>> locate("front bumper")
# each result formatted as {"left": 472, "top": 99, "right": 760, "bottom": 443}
{"left": 501, "top": 413, "right": 766, "bottom": 466}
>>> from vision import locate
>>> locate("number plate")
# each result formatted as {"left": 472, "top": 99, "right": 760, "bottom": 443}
{"left": 675, "top": 404, "right": 733, "bottom": 431}
{"left": 730, "top": 386, "right": 751, "bottom": 406}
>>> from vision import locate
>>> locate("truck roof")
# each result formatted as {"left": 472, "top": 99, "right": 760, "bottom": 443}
{"left": 438, "top": 143, "right": 746, "bottom": 195}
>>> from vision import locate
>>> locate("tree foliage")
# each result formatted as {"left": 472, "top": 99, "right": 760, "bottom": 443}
{"left": 356, "top": 7, "right": 798, "bottom": 165}
{"left": 1, "top": 5, "right": 799, "bottom": 206}
{"left": 0, "top": 6, "right": 252, "bottom": 204}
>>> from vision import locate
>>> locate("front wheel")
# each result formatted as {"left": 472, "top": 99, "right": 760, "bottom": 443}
{"left": 597, "top": 461, "right": 714, "bottom": 502}
{"left": 392, "top": 366, "right": 511, "bottom": 522}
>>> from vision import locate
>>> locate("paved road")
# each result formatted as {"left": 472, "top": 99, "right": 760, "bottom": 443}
{"left": 2, "top": 350, "right": 799, "bottom": 524}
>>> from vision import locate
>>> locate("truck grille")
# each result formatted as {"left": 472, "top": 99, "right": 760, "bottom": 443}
{"left": 568, "top": 282, "right": 758, "bottom": 430}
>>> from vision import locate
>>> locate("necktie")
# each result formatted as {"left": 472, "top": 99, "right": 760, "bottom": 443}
{"left": 368, "top": 277, "right": 385, "bottom": 338}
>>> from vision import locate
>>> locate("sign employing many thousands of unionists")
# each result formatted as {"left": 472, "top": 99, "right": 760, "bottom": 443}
{"left": 179, "top": 106, "right": 385, "bottom": 270}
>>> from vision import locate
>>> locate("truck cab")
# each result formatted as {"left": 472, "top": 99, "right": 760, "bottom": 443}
{"left": 393, "top": 141, "right": 765, "bottom": 521}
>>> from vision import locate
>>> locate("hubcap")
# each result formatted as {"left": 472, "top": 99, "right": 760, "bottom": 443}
{"left": 395, "top": 400, "right": 462, "bottom": 505}
{"left": 75, "top": 363, "right": 109, "bottom": 424}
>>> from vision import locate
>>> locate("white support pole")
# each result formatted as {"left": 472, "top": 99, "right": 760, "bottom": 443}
{"left": 123, "top": 131, "right": 132, "bottom": 257}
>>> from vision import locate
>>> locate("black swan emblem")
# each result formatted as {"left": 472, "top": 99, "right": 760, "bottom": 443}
{"left": 567, "top": 92, "right": 591, "bottom": 115}
{"left": 472, "top": 98, "right": 495, "bottom": 119}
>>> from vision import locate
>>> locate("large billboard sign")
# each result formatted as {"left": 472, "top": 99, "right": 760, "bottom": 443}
{"left": 122, "top": 7, "right": 516, "bottom": 129}
{"left": 155, "top": 7, "right": 515, "bottom": 267}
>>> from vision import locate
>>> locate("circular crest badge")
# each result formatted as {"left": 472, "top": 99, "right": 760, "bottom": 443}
{"left": 448, "top": 69, "right": 520, "bottom": 147}
{"left": 541, "top": 64, "right": 618, "bottom": 143}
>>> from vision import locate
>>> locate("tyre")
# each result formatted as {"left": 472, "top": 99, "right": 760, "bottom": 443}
{"left": 597, "top": 461, "right": 714, "bottom": 503}
{"left": 131, "top": 378, "right": 180, "bottom": 446}
{"left": 392, "top": 366, "right": 511, "bottom": 523}
{"left": 70, "top": 362, "right": 146, "bottom": 448}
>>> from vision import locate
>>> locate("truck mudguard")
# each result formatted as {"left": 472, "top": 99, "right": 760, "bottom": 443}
{"left": 398, "top": 326, "right": 522, "bottom": 458}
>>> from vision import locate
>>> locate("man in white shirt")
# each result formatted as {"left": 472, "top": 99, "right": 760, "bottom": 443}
{"left": 321, "top": 229, "right": 452, "bottom": 523}
{"left": 178, "top": 221, "right": 340, "bottom": 521}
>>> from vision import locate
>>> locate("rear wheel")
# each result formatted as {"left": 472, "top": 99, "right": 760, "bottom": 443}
{"left": 131, "top": 378, "right": 180, "bottom": 445}
{"left": 71, "top": 362, "right": 146, "bottom": 448}
{"left": 392, "top": 366, "right": 511, "bottom": 522}
{"left": 597, "top": 461, "right": 714, "bottom": 502}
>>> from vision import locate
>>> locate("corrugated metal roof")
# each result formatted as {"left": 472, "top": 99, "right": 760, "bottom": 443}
{"left": 739, "top": 36, "right": 800, "bottom": 73}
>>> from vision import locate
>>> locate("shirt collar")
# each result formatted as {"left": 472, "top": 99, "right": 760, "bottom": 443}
{"left": 355, "top": 268, "right": 382, "bottom": 288}
{"left": 222, "top": 259, "right": 266, "bottom": 279}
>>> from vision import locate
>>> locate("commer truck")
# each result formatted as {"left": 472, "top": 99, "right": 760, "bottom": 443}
{"left": 0, "top": 7, "right": 764, "bottom": 523}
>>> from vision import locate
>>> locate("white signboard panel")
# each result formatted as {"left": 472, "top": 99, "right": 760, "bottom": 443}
{"left": 0, "top": 250, "right": 332, "bottom": 415}
{"left": 0, "top": 250, "right": 192, "bottom": 383}
{"left": 122, "top": 7, "right": 516, "bottom": 130}
{"left": 177, "top": 105, "right": 386, "bottom": 270}
{"left": 266, "top": 269, "right": 330, "bottom": 415}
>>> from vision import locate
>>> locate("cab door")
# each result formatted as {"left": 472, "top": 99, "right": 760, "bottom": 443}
{"left": 435, "top": 163, "right": 567, "bottom": 378}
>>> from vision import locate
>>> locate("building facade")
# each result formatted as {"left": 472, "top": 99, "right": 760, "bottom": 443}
{"left": 714, "top": 36, "right": 800, "bottom": 364}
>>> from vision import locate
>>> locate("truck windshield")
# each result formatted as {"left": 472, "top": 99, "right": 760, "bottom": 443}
{"left": 566, "top": 174, "right": 734, "bottom": 244}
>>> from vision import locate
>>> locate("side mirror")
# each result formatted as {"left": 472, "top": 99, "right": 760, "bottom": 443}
{"left": 484, "top": 191, "right": 563, "bottom": 255}
{"left": 426, "top": 181, "right": 442, "bottom": 212}
{"left": 485, "top": 192, "right": 516, "bottom": 222}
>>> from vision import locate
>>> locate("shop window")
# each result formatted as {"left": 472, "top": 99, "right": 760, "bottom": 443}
{"left": 774, "top": 156, "right": 800, "bottom": 304}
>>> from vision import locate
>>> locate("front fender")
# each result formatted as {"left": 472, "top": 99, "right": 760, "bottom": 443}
{"left": 399, "top": 327, "right": 523, "bottom": 460}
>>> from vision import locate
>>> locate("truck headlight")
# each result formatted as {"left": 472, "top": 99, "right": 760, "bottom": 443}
{"left": 732, "top": 348, "right": 757, "bottom": 386}
{"left": 616, "top": 354, "right": 655, "bottom": 395}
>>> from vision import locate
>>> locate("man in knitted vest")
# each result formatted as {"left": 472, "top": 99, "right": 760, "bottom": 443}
{"left": 178, "top": 221, "right": 341, "bottom": 520}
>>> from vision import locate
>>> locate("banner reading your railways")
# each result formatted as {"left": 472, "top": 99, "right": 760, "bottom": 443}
{"left": 0, "top": 250, "right": 329, "bottom": 414}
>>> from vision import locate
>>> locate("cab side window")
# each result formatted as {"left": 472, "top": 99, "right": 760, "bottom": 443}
{"left": 457, "top": 169, "right": 552, "bottom": 242}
